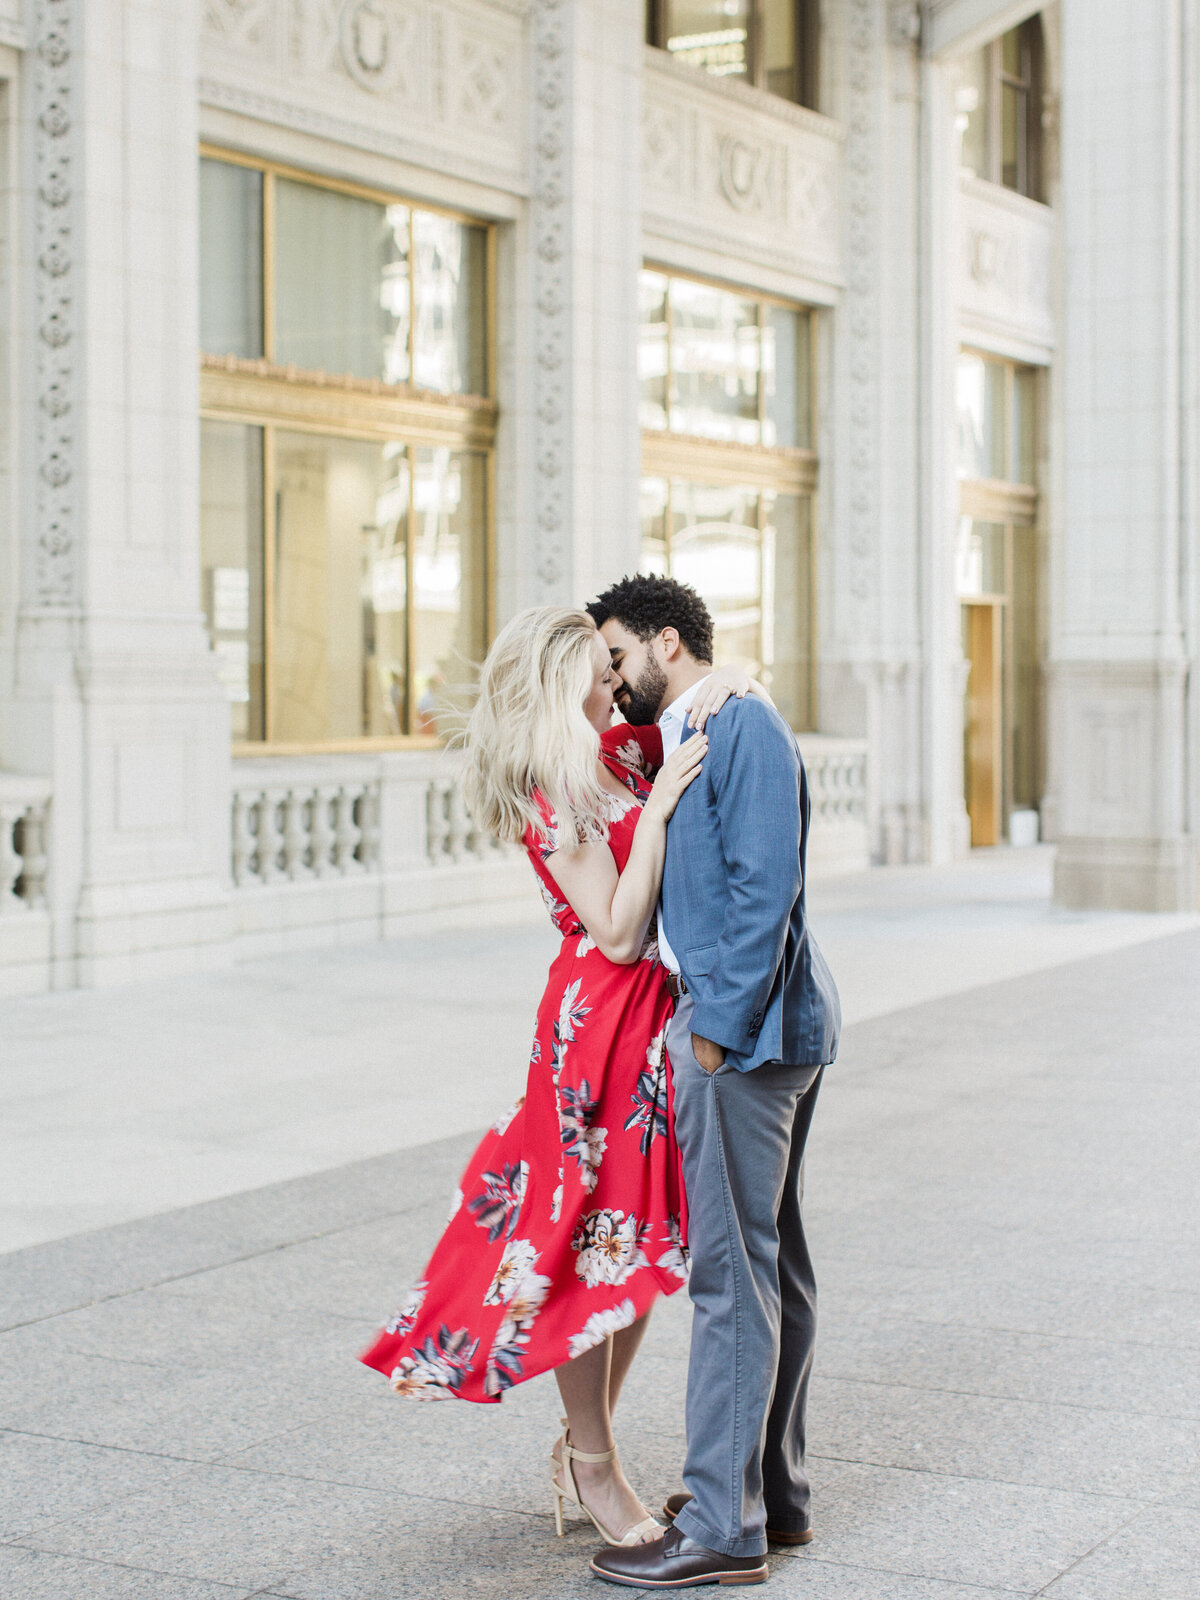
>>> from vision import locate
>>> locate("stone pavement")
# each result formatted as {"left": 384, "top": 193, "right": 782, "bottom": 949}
{"left": 3, "top": 847, "right": 1198, "bottom": 1254}
{"left": 1, "top": 873, "right": 1198, "bottom": 1598}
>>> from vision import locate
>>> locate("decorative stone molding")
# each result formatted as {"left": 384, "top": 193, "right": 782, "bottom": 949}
{"left": 642, "top": 48, "right": 842, "bottom": 288}
{"left": 888, "top": 2, "right": 921, "bottom": 48}
{"left": 0, "top": 6, "right": 25, "bottom": 50}
{"left": 529, "top": 0, "right": 569, "bottom": 596}
{"left": 200, "top": 0, "right": 531, "bottom": 197}
{"left": 957, "top": 174, "right": 1054, "bottom": 354}
{"left": 843, "top": 0, "right": 881, "bottom": 605}
{"left": 31, "top": 0, "right": 76, "bottom": 606}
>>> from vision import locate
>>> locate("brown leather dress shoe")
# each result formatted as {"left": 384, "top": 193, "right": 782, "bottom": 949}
{"left": 590, "top": 1523, "right": 768, "bottom": 1588}
{"left": 662, "top": 1492, "right": 814, "bottom": 1547}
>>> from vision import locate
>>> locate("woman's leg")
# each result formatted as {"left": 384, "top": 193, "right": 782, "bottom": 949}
{"left": 554, "top": 1331, "right": 657, "bottom": 1541}
{"left": 608, "top": 1309, "right": 652, "bottom": 1414}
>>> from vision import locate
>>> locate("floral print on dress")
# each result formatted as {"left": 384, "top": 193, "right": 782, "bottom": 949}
{"left": 571, "top": 1208, "right": 651, "bottom": 1288}
{"left": 390, "top": 1324, "right": 479, "bottom": 1399}
{"left": 360, "top": 721, "right": 687, "bottom": 1405}
{"left": 468, "top": 1160, "right": 528, "bottom": 1243}
{"left": 568, "top": 1298, "right": 638, "bottom": 1358}
{"left": 624, "top": 1028, "right": 669, "bottom": 1156}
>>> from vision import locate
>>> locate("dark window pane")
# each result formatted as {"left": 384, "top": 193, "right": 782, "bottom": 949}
{"left": 200, "top": 159, "right": 262, "bottom": 359}
{"left": 763, "top": 305, "right": 808, "bottom": 448}
{"left": 663, "top": 0, "right": 751, "bottom": 81}
{"left": 1001, "top": 81, "right": 1023, "bottom": 191}
{"left": 1001, "top": 26, "right": 1022, "bottom": 78}
{"left": 275, "top": 180, "right": 410, "bottom": 383}
{"left": 201, "top": 420, "right": 264, "bottom": 741}
{"left": 763, "top": 0, "right": 798, "bottom": 101}
{"left": 1012, "top": 367, "right": 1037, "bottom": 484}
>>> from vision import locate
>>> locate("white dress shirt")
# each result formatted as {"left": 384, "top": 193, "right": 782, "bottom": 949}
{"left": 655, "top": 675, "right": 711, "bottom": 975}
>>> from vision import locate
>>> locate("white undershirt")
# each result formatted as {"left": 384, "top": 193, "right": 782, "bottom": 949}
{"left": 655, "top": 675, "right": 710, "bottom": 976}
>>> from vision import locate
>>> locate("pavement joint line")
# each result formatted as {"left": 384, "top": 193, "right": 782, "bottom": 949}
{"left": 811, "top": 1370, "right": 1200, "bottom": 1423}
{"left": 795, "top": 1451, "right": 1166, "bottom": 1504}
{"left": 0, "top": 1537, "right": 260, "bottom": 1590}
{"left": 0, "top": 1196, "right": 439, "bottom": 1335}
{"left": 0, "top": 1423, "right": 231, "bottom": 1468}
{"left": 766, "top": 1546, "right": 1030, "bottom": 1592}
{"left": 1026, "top": 1502, "right": 1150, "bottom": 1596}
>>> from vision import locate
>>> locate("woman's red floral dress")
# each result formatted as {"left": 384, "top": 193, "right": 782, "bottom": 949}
{"left": 360, "top": 723, "right": 688, "bottom": 1403}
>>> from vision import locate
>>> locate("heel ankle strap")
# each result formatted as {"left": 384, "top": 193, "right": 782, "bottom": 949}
{"left": 562, "top": 1440, "right": 617, "bottom": 1465}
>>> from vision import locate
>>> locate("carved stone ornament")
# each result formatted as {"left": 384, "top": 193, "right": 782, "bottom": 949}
{"left": 339, "top": 0, "right": 407, "bottom": 94}
{"left": 844, "top": 0, "right": 879, "bottom": 605}
{"left": 530, "top": 0, "right": 569, "bottom": 598}
{"left": 970, "top": 228, "right": 999, "bottom": 284}
{"left": 33, "top": 0, "right": 76, "bottom": 606}
{"left": 888, "top": 1, "right": 921, "bottom": 49}
{"left": 718, "top": 135, "right": 763, "bottom": 212}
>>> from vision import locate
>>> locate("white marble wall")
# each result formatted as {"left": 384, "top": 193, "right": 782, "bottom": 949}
{"left": 1050, "top": 0, "right": 1198, "bottom": 909}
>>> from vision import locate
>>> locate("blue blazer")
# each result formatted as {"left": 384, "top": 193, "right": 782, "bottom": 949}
{"left": 662, "top": 695, "right": 841, "bottom": 1071}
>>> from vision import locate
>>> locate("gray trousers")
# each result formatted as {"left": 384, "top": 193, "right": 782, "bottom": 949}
{"left": 668, "top": 994, "right": 824, "bottom": 1559}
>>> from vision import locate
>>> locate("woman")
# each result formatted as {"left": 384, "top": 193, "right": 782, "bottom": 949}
{"left": 360, "top": 607, "right": 763, "bottom": 1546}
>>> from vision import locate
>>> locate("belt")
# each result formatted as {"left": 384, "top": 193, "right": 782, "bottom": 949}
{"left": 664, "top": 972, "right": 688, "bottom": 1002}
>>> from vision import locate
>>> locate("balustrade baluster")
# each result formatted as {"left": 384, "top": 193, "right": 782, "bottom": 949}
{"left": 231, "top": 791, "right": 255, "bottom": 885}
{"left": 17, "top": 805, "right": 49, "bottom": 906}
{"left": 281, "top": 789, "right": 310, "bottom": 879}
{"left": 310, "top": 785, "right": 337, "bottom": 877}
{"left": 0, "top": 804, "right": 22, "bottom": 911}
{"left": 333, "top": 787, "right": 360, "bottom": 872}
{"left": 358, "top": 783, "right": 381, "bottom": 870}
{"left": 258, "top": 790, "right": 286, "bottom": 882}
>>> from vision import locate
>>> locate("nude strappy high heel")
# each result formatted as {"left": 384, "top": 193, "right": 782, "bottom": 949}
{"left": 551, "top": 1424, "right": 662, "bottom": 1546}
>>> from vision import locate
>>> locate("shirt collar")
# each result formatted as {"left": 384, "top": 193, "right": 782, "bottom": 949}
{"left": 657, "top": 674, "right": 712, "bottom": 729}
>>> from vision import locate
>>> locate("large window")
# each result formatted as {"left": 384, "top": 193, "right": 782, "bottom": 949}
{"left": 199, "top": 151, "right": 493, "bottom": 747}
{"left": 955, "top": 349, "right": 1042, "bottom": 845}
{"left": 647, "top": 0, "right": 819, "bottom": 110}
{"left": 957, "top": 17, "right": 1044, "bottom": 201}
{"left": 639, "top": 270, "right": 817, "bottom": 729}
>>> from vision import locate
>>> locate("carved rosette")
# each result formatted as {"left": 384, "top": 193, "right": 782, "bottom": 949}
{"left": 34, "top": 0, "right": 75, "bottom": 606}
{"left": 844, "top": 0, "right": 879, "bottom": 606}
{"left": 530, "top": 0, "right": 569, "bottom": 599}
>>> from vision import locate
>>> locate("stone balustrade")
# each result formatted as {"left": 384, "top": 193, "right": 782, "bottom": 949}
{"left": 0, "top": 776, "right": 52, "bottom": 913}
{"left": 230, "top": 771, "right": 381, "bottom": 887}
{"left": 797, "top": 736, "right": 871, "bottom": 875}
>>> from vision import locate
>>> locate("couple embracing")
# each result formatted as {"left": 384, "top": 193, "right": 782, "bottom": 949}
{"left": 361, "top": 574, "right": 841, "bottom": 1589}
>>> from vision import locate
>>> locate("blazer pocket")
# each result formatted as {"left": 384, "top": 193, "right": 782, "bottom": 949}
{"left": 684, "top": 942, "right": 718, "bottom": 977}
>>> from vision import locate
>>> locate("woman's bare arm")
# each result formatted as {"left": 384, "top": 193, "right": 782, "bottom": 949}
{"left": 544, "top": 736, "right": 706, "bottom": 964}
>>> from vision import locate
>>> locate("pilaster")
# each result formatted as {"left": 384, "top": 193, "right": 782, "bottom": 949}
{"left": 10, "top": 0, "right": 233, "bottom": 985}
{"left": 1050, "top": 0, "right": 1198, "bottom": 910}
{"left": 521, "top": 0, "right": 643, "bottom": 610}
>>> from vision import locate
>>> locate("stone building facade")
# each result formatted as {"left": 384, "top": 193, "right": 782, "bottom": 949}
{"left": 0, "top": 0, "right": 1196, "bottom": 994}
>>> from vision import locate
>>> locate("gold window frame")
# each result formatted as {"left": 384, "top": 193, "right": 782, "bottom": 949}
{"left": 199, "top": 145, "right": 498, "bottom": 754}
{"left": 956, "top": 348, "right": 1043, "bottom": 834}
{"left": 640, "top": 265, "right": 820, "bottom": 729}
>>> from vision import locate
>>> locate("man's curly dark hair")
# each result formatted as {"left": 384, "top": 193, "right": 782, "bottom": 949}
{"left": 586, "top": 574, "right": 714, "bottom": 664}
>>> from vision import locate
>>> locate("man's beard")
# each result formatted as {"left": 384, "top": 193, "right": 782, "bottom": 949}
{"left": 617, "top": 656, "right": 669, "bottom": 726}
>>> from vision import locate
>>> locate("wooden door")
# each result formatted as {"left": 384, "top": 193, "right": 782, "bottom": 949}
{"left": 963, "top": 602, "right": 1003, "bottom": 847}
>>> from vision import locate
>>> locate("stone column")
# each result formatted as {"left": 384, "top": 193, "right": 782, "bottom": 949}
{"left": 519, "top": 0, "right": 643, "bottom": 613}
{"left": 1050, "top": 0, "right": 1198, "bottom": 909}
{"left": 8, "top": 0, "right": 232, "bottom": 984}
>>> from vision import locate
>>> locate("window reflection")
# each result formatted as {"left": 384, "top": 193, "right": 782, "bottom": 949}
{"left": 275, "top": 181, "right": 410, "bottom": 383}
{"left": 272, "top": 432, "right": 409, "bottom": 741}
{"left": 670, "top": 280, "right": 760, "bottom": 443}
{"left": 412, "top": 213, "right": 487, "bottom": 396}
{"left": 412, "top": 448, "right": 487, "bottom": 737}
{"left": 639, "top": 273, "right": 669, "bottom": 431}
{"left": 201, "top": 421, "right": 264, "bottom": 740}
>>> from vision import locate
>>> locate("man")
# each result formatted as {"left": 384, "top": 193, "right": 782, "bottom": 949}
{"left": 585, "top": 574, "right": 841, "bottom": 1589}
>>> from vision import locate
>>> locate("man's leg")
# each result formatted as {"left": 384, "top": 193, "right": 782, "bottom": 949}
{"left": 668, "top": 1000, "right": 818, "bottom": 1559}
{"left": 761, "top": 1067, "right": 824, "bottom": 1535}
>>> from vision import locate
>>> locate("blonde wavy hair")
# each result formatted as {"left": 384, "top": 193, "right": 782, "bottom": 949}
{"left": 462, "top": 607, "right": 612, "bottom": 851}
